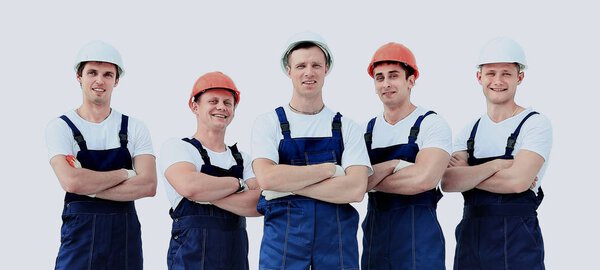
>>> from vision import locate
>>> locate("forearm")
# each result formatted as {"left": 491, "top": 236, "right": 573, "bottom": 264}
{"left": 294, "top": 166, "right": 368, "bottom": 203}
{"left": 95, "top": 173, "right": 156, "bottom": 201}
{"left": 476, "top": 168, "right": 536, "bottom": 194}
{"left": 441, "top": 161, "right": 503, "bottom": 192}
{"left": 211, "top": 190, "right": 262, "bottom": 217}
{"left": 254, "top": 159, "right": 334, "bottom": 192}
{"left": 61, "top": 168, "right": 128, "bottom": 195}
{"left": 367, "top": 160, "right": 396, "bottom": 191}
{"left": 374, "top": 163, "right": 441, "bottom": 195}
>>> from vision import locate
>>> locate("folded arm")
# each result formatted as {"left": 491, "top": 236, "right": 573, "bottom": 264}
{"left": 50, "top": 154, "right": 128, "bottom": 195}
{"left": 252, "top": 158, "right": 334, "bottom": 192}
{"left": 441, "top": 151, "right": 513, "bottom": 192}
{"left": 293, "top": 165, "right": 368, "bottom": 203}
{"left": 95, "top": 154, "right": 157, "bottom": 201}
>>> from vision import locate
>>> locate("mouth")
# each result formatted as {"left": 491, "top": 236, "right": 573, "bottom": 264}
{"left": 381, "top": 90, "right": 396, "bottom": 96}
{"left": 211, "top": 113, "right": 228, "bottom": 119}
{"left": 92, "top": 88, "right": 106, "bottom": 93}
{"left": 302, "top": 80, "right": 317, "bottom": 85}
{"left": 489, "top": 87, "right": 507, "bottom": 92}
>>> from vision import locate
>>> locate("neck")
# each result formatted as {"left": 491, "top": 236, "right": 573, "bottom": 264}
{"left": 289, "top": 97, "right": 325, "bottom": 115}
{"left": 194, "top": 127, "right": 227, "bottom": 152}
{"left": 76, "top": 105, "right": 112, "bottom": 123}
{"left": 487, "top": 102, "right": 522, "bottom": 123}
{"left": 383, "top": 102, "right": 416, "bottom": 125}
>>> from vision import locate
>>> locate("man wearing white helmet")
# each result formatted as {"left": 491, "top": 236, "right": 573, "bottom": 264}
{"left": 251, "top": 31, "right": 371, "bottom": 269}
{"left": 362, "top": 42, "right": 452, "bottom": 270}
{"left": 442, "top": 37, "right": 552, "bottom": 269}
{"left": 160, "top": 71, "right": 261, "bottom": 270}
{"left": 45, "top": 40, "right": 157, "bottom": 270}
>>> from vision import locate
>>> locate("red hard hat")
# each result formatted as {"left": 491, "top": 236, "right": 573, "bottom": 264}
{"left": 367, "top": 42, "right": 419, "bottom": 80}
{"left": 189, "top": 71, "right": 240, "bottom": 107}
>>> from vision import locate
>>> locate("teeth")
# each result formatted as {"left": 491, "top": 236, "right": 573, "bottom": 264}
{"left": 212, "top": 114, "right": 227, "bottom": 118}
{"left": 92, "top": 88, "right": 105, "bottom": 92}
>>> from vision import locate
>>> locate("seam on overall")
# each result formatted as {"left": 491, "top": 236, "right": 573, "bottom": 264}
{"left": 88, "top": 214, "right": 96, "bottom": 270}
{"left": 519, "top": 217, "right": 539, "bottom": 245}
{"left": 411, "top": 206, "right": 416, "bottom": 270}
{"left": 337, "top": 205, "right": 344, "bottom": 269}
{"left": 281, "top": 202, "right": 291, "bottom": 270}
{"left": 504, "top": 218, "right": 508, "bottom": 270}
{"left": 201, "top": 228, "right": 207, "bottom": 270}
{"left": 125, "top": 214, "right": 129, "bottom": 270}
{"left": 367, "top": 211, "right": 376, "bottom": 270}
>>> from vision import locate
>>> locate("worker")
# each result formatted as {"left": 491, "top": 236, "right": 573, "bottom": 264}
{"left": 361, "top": 42, "right": 452, "bottom": 269}
{"left": 46, "top": 40, "right": 157, "bottom": 269}
{"left": 442, "top": 37, "right": 552, "bottom": 269}
{"left": 160, "top": 71, "right": 261, "bottom": 269}
{"left": 251, "top": 31, "right": 372, "bottom": 270}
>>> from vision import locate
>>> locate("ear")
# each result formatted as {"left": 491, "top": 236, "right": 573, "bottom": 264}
{"left": 517, "top": 72, "right": 524, "bottom": 85}
{"left": 114, "top": 78, "right": 119, "bottom": 87}
{"left": 286, "top": 65, "right": 292, "bottom": 77}
{"left": 407, "top": 74, "right": 416, "bottom": 90}
{"left": 189, "top": 100, "right": 198, "bottom": 114}
{"left": 476, "top": 71, "right": 483, "bottom": 85}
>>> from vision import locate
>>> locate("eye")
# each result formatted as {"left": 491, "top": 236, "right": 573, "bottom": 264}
{"left": 87, "top": 70, "right": 97, "bottom": 76}
{"left": 209, "top": 100, "right": 218, "bottom": 104}
{"left": 390, "top": 73, "right": 398, "bottom": 79}
{"left": 502, "top": 72, "right": 512, "bottom": 76}
{"left": 375, "top": 75, "right": 384, "bottom": 82}
{"left": 313, "top": 64, "right": 322, "bottom": 68}
{"left": 104, "top": 73, "right": 114, "bottom": 78}
{"left": 296, "top": 64, "right": 305, "bottom": 69}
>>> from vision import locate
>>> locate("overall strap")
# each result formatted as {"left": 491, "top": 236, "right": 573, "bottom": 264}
{"left": 331, "top": 112, "right": 343, "bottom": 141}
{"left": 466, "top": 118, "right": 482, "bottom": 158}
{"left": 228, "top": 143, "right": 244, "bottom": 167}
{"left": 364, "top": 117, "right": 377, "bottom": 151}
{"left": 275, "top": 107, "right": 291, "bottom": 140}
{"left": 182, "top": 138, "right": 211, "bottom": 165}
{"left": 408, "top": 111, "right": 436, "bottom": 144}
{"left": 504, "top": 111, "right": 539, "bottom": 156}
{"left": 60, "top": 115, "right": 87, "bottom": 151}
{"left": 119, "top": 114, "right": 129, "bottom": 148}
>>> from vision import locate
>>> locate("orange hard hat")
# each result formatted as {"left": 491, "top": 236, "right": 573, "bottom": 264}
{"left": 367, "top": 42, "right": 419, "bottom": 80}
{"left": 189, "top": 71, "right": 240, "bottom": 107}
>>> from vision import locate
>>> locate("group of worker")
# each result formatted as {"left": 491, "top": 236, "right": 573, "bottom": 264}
{"left": 46, "top": 31, "right": 552, "bottom": 270}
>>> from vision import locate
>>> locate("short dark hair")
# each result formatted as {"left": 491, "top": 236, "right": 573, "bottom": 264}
{"left": 76, "top": 61, "right": 121, "bottom": 80}
{"left": 373, "top": 61, "right": 415, "bottom": 79}
{"left": 286, "top": 42, "right": 327, "bottom": 68}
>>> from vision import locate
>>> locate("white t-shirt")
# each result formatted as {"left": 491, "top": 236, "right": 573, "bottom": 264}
{"left": 367, "top": 106, "right": 452, "bottom": 155}
{"left": 45, "top": 109, "right": 154, "bottom": 161}
{"left": 453, "top": 107, "right": 553, "bottom": 191}
{"left": 159, "top": 138, "right": 255, "bottom": 209}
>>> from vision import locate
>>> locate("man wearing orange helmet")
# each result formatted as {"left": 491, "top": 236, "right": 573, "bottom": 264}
{"left": 159, "top": 71, "right": 261, "bottom": 270}
{"left": 442, "top": 37, "right": 552, "bottom": 269}
{"left": 46, "top": 41, "right": 157, "bottom": 269}
{"left": 362, "top": 42, "right": 452, "bottom": 269}
{"left": 251, "top": 31, "right": 371, "bottom": 269}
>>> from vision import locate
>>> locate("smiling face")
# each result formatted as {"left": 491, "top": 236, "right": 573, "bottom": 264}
{"left": 191, "top": 89, "right": 236, "bottom": 131}
{"left": 373, "top": 62, "right": 415, "bottom": 108}
{"left": 477, "top": 62, "right": 523, "bottom": 106}
{"left": 77, "top": 61, "right": 119, "bottom": 106}
{"left": 287, "top": 46, "right": 328, "bottom": 99}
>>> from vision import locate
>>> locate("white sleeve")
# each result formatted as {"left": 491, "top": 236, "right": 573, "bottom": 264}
{"left": 159, "top": 139, "right": 200, "bottom": 176}
{"left": 519, "top": 114, "right": 553, "bottom": 161}
{"left": 341, "top": 118, "right": 373, "bottom": 175}
{"left": 241, "top": 151, "right": 256, "bottom": 180}
{"left": 420, "top": 115, "right": 452, "bottom": 155}
{"left": 130, "top": 119, "right": 154, "bottom": 157}
{"left": 45, "top": 118, "right": 75, "bottom": 160}
{"left": 453, "top": 120, "right": 477, "bottom": 153}
{"left": 251, "top": 113, "right": 281, "bottom": 164}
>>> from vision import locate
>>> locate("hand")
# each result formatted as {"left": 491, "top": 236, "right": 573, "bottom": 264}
{"left": 332, "top": 165, "right": 345, "bottom": 178}
{"left": 393, "top": 160, "right": 414, "bottom": 173}
{"left": 66, "top": 155, "right": 82, "bottom": 168}
{"left": 245, "top": 178, "right": 260, "bottom": 190}
{"left": 448, "top": 155, "right": 468, "bottom": 168}
{"left": 530, "top": 176, "right": 538, "bottom": 189}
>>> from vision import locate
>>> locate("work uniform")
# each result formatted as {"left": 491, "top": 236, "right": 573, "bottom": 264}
{"left": 159, "top": 137, "right": 255, "bottom": 270}
{"left": 452, "top": 108, "right": 552, "bottom": 270}
{"left": 45, "top": 109, "right": 153, "bottom": 270}
{"left": 362, "top": 107, "right": 452, "bottom": 270}
{"left": 251, "top": 106, "right": 372, "bottom": 270}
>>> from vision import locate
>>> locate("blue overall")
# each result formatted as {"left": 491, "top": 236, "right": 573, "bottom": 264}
{"left": 454, "top": 112, "right": 545, "bottom": 270}
{"left": 256, "top": 107, "right": 359, "bottom": 270}
{"left": 55, "top": 114, "right": 143, "bottom": 270}
{"left": 167, "top": 138, "right": 249, "bottom": 270}
{"left": 361, "top": 111, "right": 445, "bottom": 270}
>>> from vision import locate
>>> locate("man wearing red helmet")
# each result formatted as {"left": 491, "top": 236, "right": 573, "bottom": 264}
{"left": 46, "top": 41, "right": 157, "bottom": 269}
{"left": 159, "top": 71, "right": 261, "bottom": 270}
{"left": 442, "top": 37, "right": 552, "bottom": 269}
{"left": 362, "top": 42, "right": 452, "bottom": 269}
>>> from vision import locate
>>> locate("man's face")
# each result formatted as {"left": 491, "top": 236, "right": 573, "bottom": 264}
{"left": 191, "top": 89, "right": 236, "bottom": 130}
{"left": 373, "top": 62, "right": 414, "bottom": 107}
{"left": 287, "top": 46, "right": 328, "bottom": 99}
{"left": 77, "top": 61, "right": 118, "bottom": 106}
{"left": 477, "top": 63, "right": 523, "bottom": 105}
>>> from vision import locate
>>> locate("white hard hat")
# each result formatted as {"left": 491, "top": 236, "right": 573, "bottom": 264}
{"left": 280, "top": 31, "right": 333, "bottom": 74}
{"left": 74, "top": 40, "right": 125, "bottom": 77}
{"left": 477, "top": 37, "right": 527, "bottom": 71}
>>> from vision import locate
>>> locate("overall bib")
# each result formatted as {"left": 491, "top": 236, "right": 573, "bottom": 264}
{"left": 55, "top": 114, "right": 143, "bottom": 270}
{"left": 257, "top": 107, "right": 359, "bottom": 270}
{"left": 167, "top": 138, "right": 249, "bottom": 270}
{"left": 454, "top": 112, "right": 545, "bottom": 270}
{"left": 362, "top": 111, "right": 445, "bottom": 270}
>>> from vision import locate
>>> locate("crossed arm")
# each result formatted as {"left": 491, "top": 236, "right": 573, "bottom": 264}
{"left": 252, "top": 158, "right": 368, "bottom": 204}
{"left": 441, "top": 150, "right": 543, "bottom": 193}
{"left": 367, "top": 148, "right": 450, "bottom": 195}
{"left": 50, "top": 154, "right": 157, "bottom": 201}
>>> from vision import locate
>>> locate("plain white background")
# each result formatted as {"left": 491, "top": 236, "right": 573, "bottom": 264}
{"left": 1, "top": 1, "right": 597, "bottom": 268}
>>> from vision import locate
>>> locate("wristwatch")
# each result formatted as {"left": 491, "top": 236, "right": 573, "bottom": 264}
{"left": 235, "top": 178, "right": 247, "bottom": 193}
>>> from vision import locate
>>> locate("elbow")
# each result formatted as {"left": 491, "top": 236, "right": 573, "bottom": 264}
{"left": 349, "top": 192, "right": 365, "bottom": 203}
{"left": 255, "top": 174, "right": 278, "bottom": 191}
{"left": 61, "top": 177, "right": 84, "bottom": 194}
{"left": 511, "top": 181, "right": 532, "bottom": 193}
{"left": 145, "top": 180, "right": 157, "bottom": 197}
{"left": 348, "top": 183, "right": 367, "bottom": 203}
